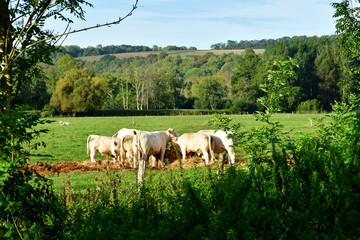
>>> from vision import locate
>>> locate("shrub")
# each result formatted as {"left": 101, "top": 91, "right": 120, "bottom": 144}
{"left": 297, "top": 99, "right": 323, "bottom": 113}
{"left": 0, "top": 108, "right": 61, "bottom": 239}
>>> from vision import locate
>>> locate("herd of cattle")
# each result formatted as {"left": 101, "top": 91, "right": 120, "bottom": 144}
{"left": 86, "top": 128, "right": 236, "bottom": 171}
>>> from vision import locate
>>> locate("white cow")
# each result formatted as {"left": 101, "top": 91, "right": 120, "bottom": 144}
{"left": 134, "top": 128, "right": 178, "bottom": 182}
{"left": 87, "top": 135, "right": 121, "bottom": 163}
{"left": 113, "top": 128, "right": 138, "bottom": 139}
{"left": 171, "top": 132, "right": 215, "bottom": 165}
{"left": 198, "top": 129, "right": 236, "bottom": 164}
{"left": 119, "top": 134, "right": 136, "bottom": 168}
{"left": 113, "top": 128, "right": 139, "bottom": 167}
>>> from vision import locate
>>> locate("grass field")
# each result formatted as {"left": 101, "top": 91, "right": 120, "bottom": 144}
{"left": 31, "top": 113, "right": 325, "bottom": 164}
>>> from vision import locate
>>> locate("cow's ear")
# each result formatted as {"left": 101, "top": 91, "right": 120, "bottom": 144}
{"left": 168, "top": 128, "right": 173, "bottom": 134}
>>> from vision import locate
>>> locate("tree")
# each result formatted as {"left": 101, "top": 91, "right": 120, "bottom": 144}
{"left": 50, "top": 68, "right": 105, "bottom": 113}
{"left": 44, "top": 54, "right": 81, "bottom": 98}
{"left": 0, "top": 1, "right": 138, "bottom": 237}
{"left": 332, "top": 0, "right": 360, "bottom": 74}
{"left": 0, "top": 0, "right": 138, "bottom": 111}
{"left": 102, "top": 73, "right": 122, "bottom": 110}
{"left": 191, "top": 76, "right": 225, "bottom": 110}
{"left": 231, "top": 52, "right": 261, "bottom": 112}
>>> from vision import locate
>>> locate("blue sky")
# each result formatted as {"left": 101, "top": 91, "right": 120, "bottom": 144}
{"left": 49, "top": 0, "right": 337, "bottom": 50}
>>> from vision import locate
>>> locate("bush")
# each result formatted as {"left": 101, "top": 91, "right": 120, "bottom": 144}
{"left": 0, "top": 109, "right": 61, "bottom": 239}
{"left": 297, "top": 99, "right": 323, "bottom": 113}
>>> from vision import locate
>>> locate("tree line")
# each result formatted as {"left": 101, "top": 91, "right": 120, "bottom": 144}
{"left": 210, "top": 36, "right": 318, "bottom": 50}
{"left": 19, "top": 35, "right": 357, "bottom": 115}
{"left": 55, "top": 44, "right": 197, "bottom": 59}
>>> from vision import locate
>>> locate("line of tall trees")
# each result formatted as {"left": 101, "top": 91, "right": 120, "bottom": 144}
{"left": 210, "top": 36, "right": 336, "bottom": 50}
{"left": 19, "top": 35, "right": 357, "bottom": 115}
{"left": 55, "top": 44, "right": 197, "bottom": 59}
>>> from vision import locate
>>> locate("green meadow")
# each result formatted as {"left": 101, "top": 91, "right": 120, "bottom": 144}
{"left": 31, "top": 113, "right": 324, "bottom": 164}
{"left": 32, "top": 113, "right": 325, "bottom": 192}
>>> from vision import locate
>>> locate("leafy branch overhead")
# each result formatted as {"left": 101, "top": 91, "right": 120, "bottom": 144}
{"left": 0, "top": 0, "right": 139, "bottom": 111}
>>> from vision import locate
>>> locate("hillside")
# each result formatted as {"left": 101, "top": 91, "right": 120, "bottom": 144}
{"left": 76, "top": 49, "right": 265, "bottom": 61}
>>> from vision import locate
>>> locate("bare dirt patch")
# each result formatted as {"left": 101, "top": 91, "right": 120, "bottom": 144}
{"left": 27, "top": 149, "right": 240, "bottom": 176}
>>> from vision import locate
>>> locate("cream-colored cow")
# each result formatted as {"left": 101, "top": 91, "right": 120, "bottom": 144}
{"left": 87, "top": 135, "right": 121, "bottom": 163}
{"left": 134, "top": 128, "right": 178, "bottom": 182}
{"left": 198, "top": 130, "right": 236, "bottom": 164}
{"left": 119, "top": 135, "right": 136, "bottom": 168}
{"left": 113, "top": 128, "right": 139, "bottom": 167}
{"left": 171, "top": 132, "right": 215, "bottom": 164}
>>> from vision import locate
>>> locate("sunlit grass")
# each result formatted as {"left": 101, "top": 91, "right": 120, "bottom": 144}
{"left": 31, "top": 113, "right": 326, "bottom": 163}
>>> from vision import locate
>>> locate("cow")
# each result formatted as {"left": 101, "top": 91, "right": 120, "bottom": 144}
{"left": 134, "top": 128, "right": 178, "bottom": 182}
{"left": 112, "top": 128, "right": 139, "bottom": 167}
{"left": 119, "top": 134, "right": 136, "bottom": 168}
{"left": 87, "top": 135, "right": 121, "bottom": 163}
{"left": 113, "top": 128, "right": 138, "bottom": 139}
{"left": 171, "top": 132, "right": 215, "bottom": 165}
{"left": 198, "top": 129, "right": 236, "bottom": 164}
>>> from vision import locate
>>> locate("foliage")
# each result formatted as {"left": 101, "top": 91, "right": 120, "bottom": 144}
{"left": 54, "top": 44, "right": 197, "bottom": 59}
{"left": 0, "top": 0, "right": 94, "bottom": 111}
{"left": 0, "top": 109, "right": 61, "bottom": 239}
{"left": 332, "top": 0, "right": 360, "bottom": 74}
{"left": 24, "top": 35, "right": 353, "bottom": 113}
{"left": 297, "top": 99, "right": 323, "bottom": 113}
{"left": 191, "top": 76, "right": 226, "bottom": 110}
{"left": 0, "top": 1, "right": 139, "bottom": 238}
{"left": 50, "top": 68, "right": 105, "bottom": 113}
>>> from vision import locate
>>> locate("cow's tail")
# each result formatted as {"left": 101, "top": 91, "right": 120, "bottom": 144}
{"left": 112, "top": 130, "right": 119, "bottom": 138}
{"left": 208, "top": 134, "right": 215, "bottom": 162}
{"left": 87, "top": 135, "right": 92, "bottom": 156}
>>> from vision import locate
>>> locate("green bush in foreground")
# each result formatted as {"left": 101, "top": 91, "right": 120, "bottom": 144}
{"left": 0, "top": 109, "right": 61, "bottom": 239}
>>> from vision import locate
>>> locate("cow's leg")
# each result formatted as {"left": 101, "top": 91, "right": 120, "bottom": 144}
{"left": 203, "top": 150, "right": 209, "bottom": 164}
{"left": 133, "top": 151, "right": 139, "bottom": 169}
{"left": 160, "top": 148, "right": 166, "bottom": 167}
{"left": 90, "top": 149, "right": 96, "bottom": 163}
{"left": 151, "top": 155, "right": 157, "bottom": 168}
{"left": 219, "top": 153, "right": 224, "bottom": 163}
{"left": 226, "top": 147, "right": 235, "bottom": 164}
{"left": 181, "top": 147, "right": 187, "bottom": 161}
{"left": 127, "top": 152, "right": 134, "bottom": 168}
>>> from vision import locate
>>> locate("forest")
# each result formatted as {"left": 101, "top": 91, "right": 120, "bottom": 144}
{"left": 19, "top": 35, "right": 357, "bottom": 115}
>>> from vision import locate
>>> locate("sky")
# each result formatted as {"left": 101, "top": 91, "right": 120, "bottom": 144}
{"left": 47, "top": 0, "right": 337, "bottom": 50}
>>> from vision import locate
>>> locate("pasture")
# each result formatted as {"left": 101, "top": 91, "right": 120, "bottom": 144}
{"left": 24, "top": 111, "right": 360, "bottom": 239}
{"left": 30, "top": 113, "right": 325, "bottom": 192}
{"left": 31, "top": 113, "right": 323, "bottom": 164}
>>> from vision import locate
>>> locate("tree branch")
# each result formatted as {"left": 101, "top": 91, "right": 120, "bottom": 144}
{"left": 10, "top": 0, "right": 139, "bottom": 66}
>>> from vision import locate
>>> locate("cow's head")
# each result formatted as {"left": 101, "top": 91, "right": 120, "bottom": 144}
{"left": 167, "top": 128, "right": 178, "bottom": 139}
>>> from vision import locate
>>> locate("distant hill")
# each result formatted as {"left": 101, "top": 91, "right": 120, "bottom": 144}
{"left": 76, "top": 49, "right": 265, "bottom": 61}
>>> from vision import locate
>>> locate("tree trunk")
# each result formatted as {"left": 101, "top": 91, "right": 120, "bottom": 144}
{"left": 0, "top": 1, "right": 12, "bottom": 111}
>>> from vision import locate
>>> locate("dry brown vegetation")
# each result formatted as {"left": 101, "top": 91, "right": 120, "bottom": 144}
{"left": 27, "top": 148, "right": 244, "bottom": 176}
